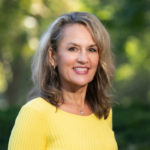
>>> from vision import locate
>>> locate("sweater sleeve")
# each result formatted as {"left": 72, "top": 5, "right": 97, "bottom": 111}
{"left": 106, "top": 108, "right": 113, "bottom": 129}
{"left": 8, "top": 105, "right": 47, "bottom": 150}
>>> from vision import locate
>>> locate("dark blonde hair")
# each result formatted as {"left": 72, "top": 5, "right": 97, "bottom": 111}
{"left": 29, "top": 12, "right": 115, "bottom": 119}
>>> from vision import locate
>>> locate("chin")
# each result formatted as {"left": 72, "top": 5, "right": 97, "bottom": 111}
{"left": 71, "top": 80, "right": 91, "bottom": 87}
{"left": 66, "top": 76, "right": 94, "bottom": 87}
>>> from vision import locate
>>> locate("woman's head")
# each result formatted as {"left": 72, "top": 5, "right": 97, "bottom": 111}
{"left": 51, "top": 23, "right": 99, "bottom": 88}
{"left": 30, "top": 12, "right": 115, "bottom": 119}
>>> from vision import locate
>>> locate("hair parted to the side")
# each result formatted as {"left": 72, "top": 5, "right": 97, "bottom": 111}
{"left": 28, "top": 12, "right": 115, "bottom": 119}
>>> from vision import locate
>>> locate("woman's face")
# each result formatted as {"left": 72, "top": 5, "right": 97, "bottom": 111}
{"left": 53, "top": 23, "right": 99, "bottom": 87}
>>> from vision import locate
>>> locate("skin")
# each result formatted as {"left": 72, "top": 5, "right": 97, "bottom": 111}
{"left": 49, "top": 23, "right": 99, "bottom": 116}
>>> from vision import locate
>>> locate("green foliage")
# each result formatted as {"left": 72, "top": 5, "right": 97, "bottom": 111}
{"left": 113, "top": 103, "right": 150, "bottom": 150}
{"left": 0, "top": 107, "right": 20, "bottom": 150}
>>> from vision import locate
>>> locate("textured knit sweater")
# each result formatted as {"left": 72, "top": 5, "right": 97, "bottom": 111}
{"left": 8, "top": 97, "right": 118, "bottom": 150}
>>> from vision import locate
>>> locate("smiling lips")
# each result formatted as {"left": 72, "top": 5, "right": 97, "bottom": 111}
{"left": 73, "top": 67, "right": 89, "bottom": 74}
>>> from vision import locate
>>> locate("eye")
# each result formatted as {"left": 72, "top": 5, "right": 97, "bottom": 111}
{"left": 68, "top": 47, "right": 76, "bottom": 51}
{"left": 89, "top": 48, "right": 97, "bottom": 52}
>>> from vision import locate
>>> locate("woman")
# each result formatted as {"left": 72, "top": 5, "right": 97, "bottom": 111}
{"left": 8, "top": 12, "right": 118, "bottom": 150}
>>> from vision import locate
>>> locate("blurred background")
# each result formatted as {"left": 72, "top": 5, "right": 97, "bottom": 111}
{"left": 0, "top": 0, "right": 150, "bottom": 149}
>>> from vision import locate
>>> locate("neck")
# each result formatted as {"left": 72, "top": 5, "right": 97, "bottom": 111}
{"left": 60, "top": 83, "right": 88, "bottom": 107}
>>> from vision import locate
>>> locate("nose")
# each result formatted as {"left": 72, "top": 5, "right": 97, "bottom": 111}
{"left": 77, "top": 50, "right": 89, "bottom": 64}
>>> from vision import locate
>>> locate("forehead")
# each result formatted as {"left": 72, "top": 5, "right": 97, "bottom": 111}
{"left": 60, "top": 23, "right": 95, "bottom": 44}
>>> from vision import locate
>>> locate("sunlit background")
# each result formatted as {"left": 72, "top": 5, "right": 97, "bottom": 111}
{"left": 0, "top": 0, "right": 150, "bottom": 149}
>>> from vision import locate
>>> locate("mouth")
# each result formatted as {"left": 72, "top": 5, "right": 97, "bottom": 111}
{"left": 73, "top": 68, "right": 89, "bottom": 71}
{"left": 73, "top": 67, "right": 89, "bottom": 74}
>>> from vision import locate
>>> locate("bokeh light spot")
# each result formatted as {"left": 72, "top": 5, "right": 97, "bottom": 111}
{"left": 28, "top": 37, "right": 39, "bottom": 50}
{"left": 97, "top": 5, "right": 115, "bottom": 20}
{"left": 115, "top": 64, "right": 135, "bottom": 81}
{"left": 23, "top": 16, "right": 38, "bottom": 28}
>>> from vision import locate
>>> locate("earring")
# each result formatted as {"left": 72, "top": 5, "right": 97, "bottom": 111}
{"left": 53, "top": 65, "right": 55, "bottom": 69}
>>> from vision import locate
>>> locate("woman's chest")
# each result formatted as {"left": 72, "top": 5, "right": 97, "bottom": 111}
{"left": 45, "top": 114, "right": 118, "bottom": 150}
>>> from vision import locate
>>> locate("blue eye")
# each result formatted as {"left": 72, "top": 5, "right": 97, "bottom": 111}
{"left": 69, "top": 47, "right": 76, "bottom": 51}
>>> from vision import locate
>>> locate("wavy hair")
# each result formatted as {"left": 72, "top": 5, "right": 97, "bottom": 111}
{"left": 28, "top": 12, "right": 115, "bottom": 119}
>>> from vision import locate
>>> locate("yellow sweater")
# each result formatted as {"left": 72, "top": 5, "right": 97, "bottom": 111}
{"left": 8, "top": 97, "right": 118, "bottom": 150}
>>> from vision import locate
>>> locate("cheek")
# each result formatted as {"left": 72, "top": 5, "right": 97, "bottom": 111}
{"left": 58, "top": 54, "right": 74, "bottom": 66}
{"left": 91, "top": 55, "right": 99, "bottom": 68}
{"left": 57, "top": 53, "right": 76, "bottom": 73}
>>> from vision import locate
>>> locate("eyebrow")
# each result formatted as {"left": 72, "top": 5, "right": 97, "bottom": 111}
{"left": 67, "top": 42, "right": 97, "bottom": 47}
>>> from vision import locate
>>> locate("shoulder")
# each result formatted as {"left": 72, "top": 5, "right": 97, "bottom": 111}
{"left": 8, "top": 99, "right": 48, "bottom": 149}
{"left": 21, "top": 97, "right": 56, "bottom": 116}
{"left": 25, "top": 97, "right": 49, "bottom": 107}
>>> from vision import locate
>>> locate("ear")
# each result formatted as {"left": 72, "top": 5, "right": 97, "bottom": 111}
{"left": 49, "top": 48, "right": 57, "bottom": 66}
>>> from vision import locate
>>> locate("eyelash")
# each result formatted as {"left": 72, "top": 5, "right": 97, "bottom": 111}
{"left": 68, "top": 47, "right": 76, "bottom": 51}
{"left": 68, "top": 47, "right": 97, "bottom": 52}
{"left": 89, "top": 48, "right": 97, "bottom": 52}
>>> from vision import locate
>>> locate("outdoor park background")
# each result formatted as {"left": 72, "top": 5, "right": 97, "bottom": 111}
{"left": 0, "top": 0, "right": 150, "bottom": 149}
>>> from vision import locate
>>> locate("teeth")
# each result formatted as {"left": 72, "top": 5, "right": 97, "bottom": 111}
{"left": 74, "top": 68, "right": 88, "bottom": 71}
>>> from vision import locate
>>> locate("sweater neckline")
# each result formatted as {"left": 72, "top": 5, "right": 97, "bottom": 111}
{"left": 57, "top": 107, "right": 95, "bottom": 119}
{"left": 40, "top": 97, "right": 96, "bottom": 119}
